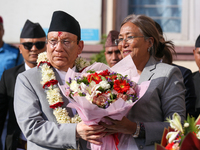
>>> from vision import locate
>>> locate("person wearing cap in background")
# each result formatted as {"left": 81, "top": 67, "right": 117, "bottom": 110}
{"left": 0, "top": 19, "right": 46, "bottom": 150}
{"left": 104, "top": 30, "right": 122, "bottom": 67}
{"left": 0, "top": 16, "right": 24, "bottom": 79}
{"left": 14, "top": 10, "right": 106, "bottom": 150}
{"left": 193, "top": 35, "right": 200, "bottom": 118}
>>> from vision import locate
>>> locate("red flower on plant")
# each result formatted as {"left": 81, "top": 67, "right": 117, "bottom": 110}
{"left": 113, "top": 79, "right": 130, "bottom": 93}
{"left": 87, "top": 73, "right": 102, "bottom": 84}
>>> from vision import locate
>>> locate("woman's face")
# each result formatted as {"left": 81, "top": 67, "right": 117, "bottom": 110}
{"left": 118, "top": 22, "right": 151, "bottom": 63}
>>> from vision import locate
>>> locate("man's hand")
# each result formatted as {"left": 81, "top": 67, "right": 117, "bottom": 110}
{"left": 76, "top": 121, "right": 106, "bottom": 145}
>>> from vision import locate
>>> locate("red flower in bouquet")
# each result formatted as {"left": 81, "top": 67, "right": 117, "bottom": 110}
{"left": 114, "top": 79, "right": 130, "bottom": 93}
{"left": 87, "top": 72, "right": 102, "bottom": 84}
{"left": 98, "top": 69, "right": 110, "bottom": 76}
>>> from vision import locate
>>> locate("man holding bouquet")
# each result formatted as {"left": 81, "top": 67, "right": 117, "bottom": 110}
{"left": 14, "top": 10, "right": 106, "bottom": 150}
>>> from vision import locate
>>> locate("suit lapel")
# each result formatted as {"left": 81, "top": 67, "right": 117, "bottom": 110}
{"left": 138, "top": 56, "right": 157, "bottom": 84}
{"left": 19, "top": 64, "right": 25, "bottom": 72}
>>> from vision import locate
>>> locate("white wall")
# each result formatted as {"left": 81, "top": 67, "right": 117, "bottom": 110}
{"left": 0, "top": 0, "right": 101, "bottom": 44}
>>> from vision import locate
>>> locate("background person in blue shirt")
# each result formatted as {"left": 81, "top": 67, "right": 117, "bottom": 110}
{"left": 0, "top": 16, "right": 24, "bottom": 78}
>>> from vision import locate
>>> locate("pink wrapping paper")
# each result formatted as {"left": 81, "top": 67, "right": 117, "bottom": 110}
{"left": 59, "top": 55, "right": 150, "bottom": 150}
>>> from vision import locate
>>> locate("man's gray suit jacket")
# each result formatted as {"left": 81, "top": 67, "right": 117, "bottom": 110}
{"left": 14, "top": 67, "right": 88, "bottom": 150}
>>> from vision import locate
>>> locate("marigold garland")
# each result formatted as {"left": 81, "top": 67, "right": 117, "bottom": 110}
{"left": 37, "top": 52, "right": 90, "bottom": 124}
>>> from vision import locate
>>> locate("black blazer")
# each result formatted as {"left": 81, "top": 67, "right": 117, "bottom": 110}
{"left": 193, "top": 71, "right": 200, "bottom": 118}
{"left": 173, "top": 64, "right": 196, "bottom": 117}
{"left": 0, "top": 63, "right": 25, "bottom": 150}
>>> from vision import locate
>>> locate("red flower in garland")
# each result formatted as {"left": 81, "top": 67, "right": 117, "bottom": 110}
{"left": 50, "top": 102, "right": 64, "bottom": 109}
{"left": 43, "top": 79, "right": 58, "bottom": 89}
{"left": 87, "top": 73, "right": 102, "bottom": 84}
{"left": 37, "top": 61, "right": 51, "bottom": 68}
{"left": 113, "top": 79, "right": 130, "bottom": 93}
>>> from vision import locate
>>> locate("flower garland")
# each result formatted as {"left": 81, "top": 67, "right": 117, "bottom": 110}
{"left": 37, "top": 52, "right": 90, "bottom": 124}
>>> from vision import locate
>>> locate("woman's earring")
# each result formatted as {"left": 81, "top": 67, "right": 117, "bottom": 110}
{"left": 148, "top": 47, "right": 150, "bottom": 52}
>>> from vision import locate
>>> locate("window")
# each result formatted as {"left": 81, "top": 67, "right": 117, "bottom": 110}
{"left": 128, "top": 0, "right": 189, "bottom": 40}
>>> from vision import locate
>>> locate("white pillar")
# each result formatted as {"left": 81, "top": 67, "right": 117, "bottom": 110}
{"left": 106, "top": 0, "right": 114, "bottom": 35}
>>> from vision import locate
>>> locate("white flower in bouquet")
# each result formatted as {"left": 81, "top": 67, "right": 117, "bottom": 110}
{"left": 70, "top": 80, "right": 81, "bottom": 93}
{"left": 99, "top": 80, "right": 111, "bottom": 90}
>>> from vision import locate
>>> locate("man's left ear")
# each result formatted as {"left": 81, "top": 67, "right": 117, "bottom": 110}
{"left": 77, "top": 40, "right": 84, "bottom": 55}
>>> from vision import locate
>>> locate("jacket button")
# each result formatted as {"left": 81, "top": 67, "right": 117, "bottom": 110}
{"left": 139, "top": 145, "right": 143, "bottom": 149}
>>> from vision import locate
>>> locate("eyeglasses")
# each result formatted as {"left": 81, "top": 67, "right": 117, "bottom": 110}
{"left": 47, "top": 39, "right": 77, "bottom": 47}
{"left": 115, "top": 36, "right": 145, "bottom": 45}
{"left": 21, "top": 41, "right": 46, "bottom": 50}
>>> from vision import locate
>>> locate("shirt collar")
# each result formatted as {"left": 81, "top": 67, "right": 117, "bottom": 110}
{"left": 25, "top": 63, "right": 31, "bottom": 71}
{"left": 55, "top": 66, "right": 76, "bottom": 85}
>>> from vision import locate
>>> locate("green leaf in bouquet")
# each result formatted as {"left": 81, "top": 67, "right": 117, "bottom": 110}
{"left": 110, "top": 93, "right": 117, "bottom": 101}
{"left": 101, "top": 76, "right": 106, "bottom": 81}
{"left": 78, "top": 92, "right": 86, "bottom": 96}
{"left": 184, "top": 114, "right": 198, "bottom": 136}
{"left": 87, "top": 70, "right": 95, "bottom": 73}
{"left": 77, "top": 77, "right": 89, "bottom": 85}
{"left": 97, "top": 87, "right": 105, "bottom": 92}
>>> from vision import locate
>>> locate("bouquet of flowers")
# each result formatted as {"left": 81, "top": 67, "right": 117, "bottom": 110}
{"left": 155, "top": 113, "right": 200, "bottom": 150}
{"left": 65, "top": 69, "right": 138, "bottom": 109}
{"left": 59, "top": 55, "right": 150, "bottom": 150}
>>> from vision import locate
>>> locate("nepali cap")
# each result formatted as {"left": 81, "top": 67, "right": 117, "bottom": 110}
{"left": 48, "top": 10, "right": 81, "bottom": 40}
{"left": 20, "top": 19, "right": 46, "bottom": 38}
{"left": 105, "top": 30, "right": 119, "bottom": 47}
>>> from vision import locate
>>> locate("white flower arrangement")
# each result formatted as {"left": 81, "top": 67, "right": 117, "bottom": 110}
{"left": 75, "top": 56, "right": 91, "bottom": 71}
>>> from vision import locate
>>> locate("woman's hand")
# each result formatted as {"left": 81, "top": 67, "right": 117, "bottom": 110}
{"left": 99, "top": 116, "right": 137, "bottom": 135}
{"left": 76, "top": 121, "right": 106, "bottom": 145}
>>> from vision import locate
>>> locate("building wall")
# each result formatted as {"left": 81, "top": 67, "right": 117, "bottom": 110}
{"left": 0, "top": 0, "right": 102, "bottom": 45}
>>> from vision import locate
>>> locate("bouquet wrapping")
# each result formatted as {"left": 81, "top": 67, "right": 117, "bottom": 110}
{"left": 59, "top": 55, "right": 150, "bottom": 150}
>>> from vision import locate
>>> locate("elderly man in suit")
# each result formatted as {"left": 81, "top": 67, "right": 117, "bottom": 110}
{"left": 0, "top": 19, "right": 46, "bottom": 150}
{"left": 14, "top": 11, "right": 106, "bottom": 150}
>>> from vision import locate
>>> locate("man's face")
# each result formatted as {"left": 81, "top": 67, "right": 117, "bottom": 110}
{"left": 47, "top": 31, "right": 83, "bottom": 71}
{"left": 193, "top": 47, "right": 200, "bottom": 72}
{"left": 105, "top": 46, "right": 122, "bottom": 67}
{"left": 0, "top": 24, "right": 4, "bottom": 43}
{"left": 19, "top": 37, "right": 46, "bottom": 67}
